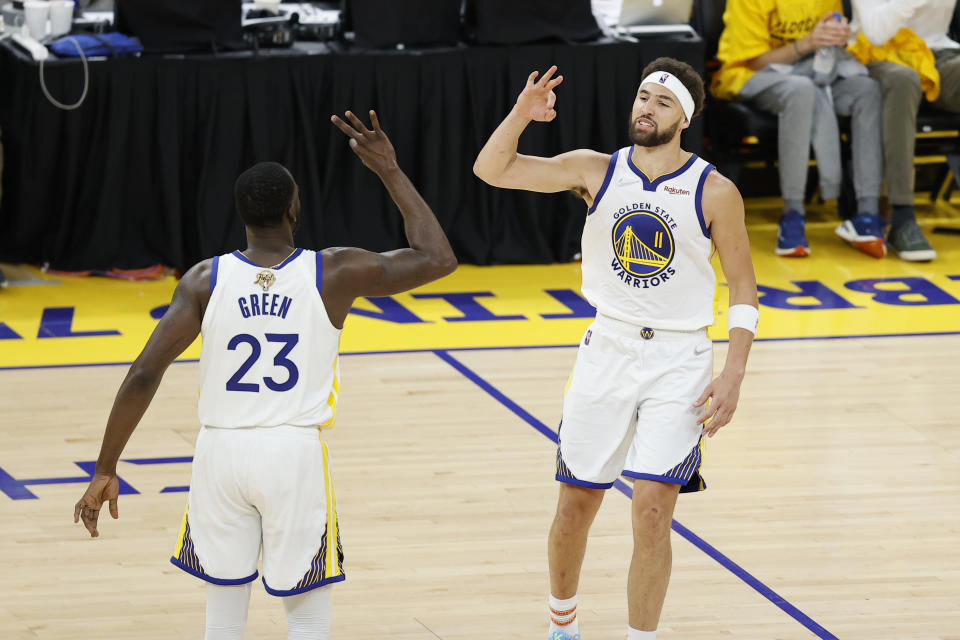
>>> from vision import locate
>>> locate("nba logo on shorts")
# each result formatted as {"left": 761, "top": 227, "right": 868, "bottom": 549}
{"left": 584, "top": 330, "right": 592, "bottom": 345}
{"left": 659, "top": 73, "right": 668, "bottom": 83}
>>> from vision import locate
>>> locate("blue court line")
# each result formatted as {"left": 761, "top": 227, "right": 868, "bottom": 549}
{"left": 123, "top": 456, "right": 193, "bottom": 465}
{"left": 0, "top": 359, "right": 201, "bottom": 372}
{"left": 433, "top": 348, "right": 839, "bottom": 640}
{"left": 2, "top": 328, "right": 958, "bottom": 372}
{"left": 434, "top": 350, "right": 559, "bottom": 444}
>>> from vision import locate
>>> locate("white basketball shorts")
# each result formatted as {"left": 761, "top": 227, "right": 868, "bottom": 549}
{"left": 170, "top": 425, "right": 345, "bottom": 595}
{"left": 556, "top": 314, "right": 713, "bottom": 492}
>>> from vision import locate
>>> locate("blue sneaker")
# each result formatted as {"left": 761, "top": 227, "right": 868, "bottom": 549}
{"left": 548, "top": 632, "right": 581, "bottom": 640}
{"left": 776, "top": 209, "right": 810, "bottom": 257}
{"left": 835, "top": 212, "right": 886, "bottom": 258}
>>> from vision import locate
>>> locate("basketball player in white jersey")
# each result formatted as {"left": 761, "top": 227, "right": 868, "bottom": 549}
{"left": 474, "top": 58, "right": 759, "bottom": 640}
{"left": 73, "top": 110, "right": 456, "bottom": 639}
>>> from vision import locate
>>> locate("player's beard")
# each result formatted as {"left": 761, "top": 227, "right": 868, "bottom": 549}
{"left": 628, "top": 115, "right": 681, "bottom": 148}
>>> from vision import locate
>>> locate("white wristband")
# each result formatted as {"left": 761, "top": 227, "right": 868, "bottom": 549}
{"left": 727, "top": 304, "right": 759, "bottom": 336}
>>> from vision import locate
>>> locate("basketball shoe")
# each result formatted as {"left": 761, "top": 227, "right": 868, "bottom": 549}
{"left": 549, "top": 631, "right": 581, "bottom": 640}
{"left": 775, "top": 209, "right": 809, "bottom": 257}
{"left": 888, "top": 219, "right": 936, "bottom": 261}
{"left": 835, "top": 212, "right": 886, "bottom": 258}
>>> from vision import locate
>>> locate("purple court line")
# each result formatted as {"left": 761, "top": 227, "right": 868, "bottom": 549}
{"left": 2, "top": 328, "right": 959, "bottom": 372}
{"left": 432, "top": 348, "right": 840, "bottom": 640}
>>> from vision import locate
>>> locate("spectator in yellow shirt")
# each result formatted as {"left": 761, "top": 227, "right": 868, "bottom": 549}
{"left": 712, "top": 0, "right": 886, "bottom": 259}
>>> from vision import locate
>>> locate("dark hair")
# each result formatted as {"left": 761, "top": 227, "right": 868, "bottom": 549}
{"left": 640, "top": 57, "right": 706, "bottom": 119}
{"left": 234, "top": 162, "right": 296, "bottom": 228}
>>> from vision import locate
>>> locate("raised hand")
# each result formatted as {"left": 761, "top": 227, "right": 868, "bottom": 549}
{"left": 331, "top": 110, "right": 398, "bottom": 175}
{"left": 73, "top": 473, "right": 120, "bottom": 538}
{"left": 515, "top": 65, "right": 564, "bottom": 123}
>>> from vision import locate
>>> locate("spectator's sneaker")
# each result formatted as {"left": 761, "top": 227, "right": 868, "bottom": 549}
{"left": 549, "top": 632, "right": 580, "bottom": 640}
{"left": 835, "top": 213, "right": 886, "bottom": 258}
{"left": 888, "top": 219, "right": 937, "bottom": 262}
{"left": 776, "top": 210, "right": 810, "bottom": 257}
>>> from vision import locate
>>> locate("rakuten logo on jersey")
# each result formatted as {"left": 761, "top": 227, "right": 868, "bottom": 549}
{"left": 662, "top": 185, "right": 690, "bottom": 196}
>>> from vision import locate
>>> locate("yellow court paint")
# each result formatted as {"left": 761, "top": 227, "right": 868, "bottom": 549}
{"left": 1, "top": 221, "right": 958, "bottom": 369}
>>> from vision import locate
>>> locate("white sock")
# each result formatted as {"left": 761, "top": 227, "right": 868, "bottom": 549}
{"left": 283, "top": 585, "right": 333, "bottom": 640}
{"left": 627, "top": 627, "right": 656, "bottom": 639}
{"left": 549, "top": 593, "right": 579, "bottom": 635}
{"left": 205, "top": 582, "right": 252, "bottom": 640}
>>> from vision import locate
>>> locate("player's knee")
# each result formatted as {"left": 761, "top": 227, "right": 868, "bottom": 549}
{"left": 631, "top": 501, "right": 672, "bottom": 534}
{"left": 284, "top": 586, "right": 332, "bottom": 640}
{"left": 555, "top": 493, "right": 600, "bottom": 530}
{"left": 205, "top": 583, "right": 251, "bottom": 640}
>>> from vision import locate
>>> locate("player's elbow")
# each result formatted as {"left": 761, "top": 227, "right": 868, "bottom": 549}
{"left": 473, "top": 159, "right": 496, "bottom": 185}
{"left": 123, "top": 369, "right": 160, "bottom": 397}
{"left": 432, "top": 251, "right": 458, "bottom": 278}
{"left": 473, "top": 154, "right": 515, "bottom": 187}
{"left": 441, "top": 254, "right": 458, "bottom": 276}
{"left": 418, "top": 249, "right": 457, "bottom": 284}
{"left": 126, "top": 359, "right": 165, "bottom": 391}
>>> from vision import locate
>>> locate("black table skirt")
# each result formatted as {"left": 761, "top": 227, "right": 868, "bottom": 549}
{"left": 0, "top": 37, "right": 704, "bottom": 271}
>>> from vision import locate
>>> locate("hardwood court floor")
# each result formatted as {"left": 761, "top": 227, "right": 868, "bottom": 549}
{"left": 1, "top": 336, "right": 958, "bottom": 639}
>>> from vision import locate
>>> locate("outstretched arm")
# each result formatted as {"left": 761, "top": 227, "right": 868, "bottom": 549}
{"left": 73, "top": 261, "right": 211, "bottom": 537}
{"left": 473, "top": 66, "right": 608, "bottom": 199}
{"left": 694, "top": 171, "right": 758, "bottom": 437}
{"left": 323, "top": 110, "right": 457, "bottom": 328}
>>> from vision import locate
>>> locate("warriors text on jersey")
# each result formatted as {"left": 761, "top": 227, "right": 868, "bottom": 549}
{"left": 580, "top": 148, "right": 717, "bottom": 330}
{"left": 197, "top": 249, "right": 341, "bottom": 429}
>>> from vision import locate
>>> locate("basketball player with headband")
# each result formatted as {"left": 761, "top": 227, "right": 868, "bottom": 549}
{"left": 474, "top": 58, "right": 759, "bottom": 640}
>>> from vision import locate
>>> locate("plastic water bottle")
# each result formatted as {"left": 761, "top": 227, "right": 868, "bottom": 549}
{"left": 812, "top": 12, "right": 842, "bottom": 85}
{"left": 813, "top": 11, "right": 841, "bottom": 85}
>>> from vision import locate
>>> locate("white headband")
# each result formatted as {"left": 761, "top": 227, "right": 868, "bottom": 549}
{"left": 639, "top": 71, "right": 694, "bottom": 122}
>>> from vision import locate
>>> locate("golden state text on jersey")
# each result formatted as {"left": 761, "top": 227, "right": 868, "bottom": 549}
{"left": 579, "top": 148, "right": 717, "bottom": 331}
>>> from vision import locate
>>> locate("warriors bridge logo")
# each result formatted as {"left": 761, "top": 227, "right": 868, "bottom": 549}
{"left": 611, "top": 207, "right": 675, "bottom": 286}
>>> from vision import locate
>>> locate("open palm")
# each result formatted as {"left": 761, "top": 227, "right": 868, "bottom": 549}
{"left": 515, "top": 65, "right": 564, "bottom": 122}
{"left": 331, "top": 109, "right": 398, "bottom": 176}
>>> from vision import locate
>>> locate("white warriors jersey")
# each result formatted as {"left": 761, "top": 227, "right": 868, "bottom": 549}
{"left": 197, "top": 249, "right": 341, "bottom": 429}
{"left": 580, "top": 147, "right": 717, "bottom": 330}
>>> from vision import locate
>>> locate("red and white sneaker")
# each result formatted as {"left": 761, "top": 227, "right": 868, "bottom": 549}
{"left": 835, "top": 213, "right": 886, "bottom": 258}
